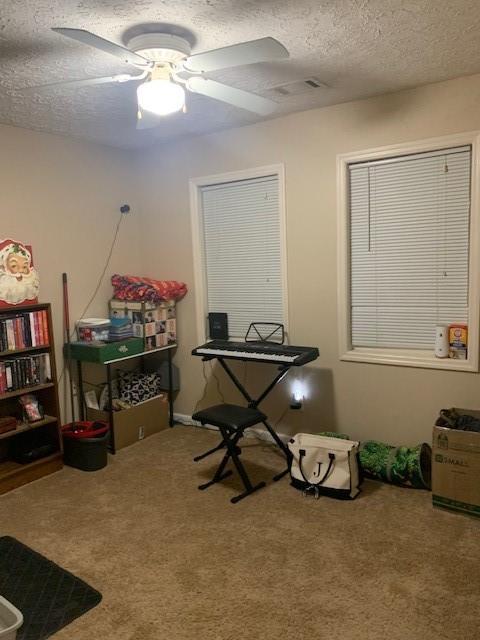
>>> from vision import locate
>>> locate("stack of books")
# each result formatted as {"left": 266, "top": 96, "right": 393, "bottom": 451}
{"left": 0, "top": 310, "right": 49, "bottom": 351}
{"left": 0, "top": 353, "right": 52, "bottom": 393}
{"left": 108, "top": 317, "right": 133, "bottom": 342}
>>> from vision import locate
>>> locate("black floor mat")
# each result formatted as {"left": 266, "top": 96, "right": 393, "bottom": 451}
{"left": 0, "top": 536, "right": 102, "bottom": 640}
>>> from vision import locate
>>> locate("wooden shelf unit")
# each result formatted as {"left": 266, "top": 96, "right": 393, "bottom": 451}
{"left": 0, "top": 303, "right": 62, "bottom": 495}
{"left": 0, "top": 383, "right": 55, "bottom": 402}
{"left": 0, "top": 453, "right": 63, "bottom": 495}
{"left": 0, "top": 415, "right": 57, "bottom": 441}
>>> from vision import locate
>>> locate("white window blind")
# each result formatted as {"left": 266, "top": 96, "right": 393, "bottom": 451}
{"left": 200, "top": 175, "right": 284, "bottom": 338}
{"left": 349, "top": 146, "right": 471, "bottom": 349}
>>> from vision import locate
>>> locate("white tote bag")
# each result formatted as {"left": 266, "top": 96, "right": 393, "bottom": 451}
{"left": 288, "top": 433, "right": 361, "bottom": 499}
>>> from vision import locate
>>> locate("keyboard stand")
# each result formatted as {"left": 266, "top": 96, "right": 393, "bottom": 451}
{"left": 199, "top": 355, "right": 292, "bottom": 481}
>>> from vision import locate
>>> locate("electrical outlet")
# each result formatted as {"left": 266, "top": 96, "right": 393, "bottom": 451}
{"left": 138, "top": 425, "right": 145, "bottom": 440}
{"left": 290, "top": 394, "right": 303, "bottom": 410}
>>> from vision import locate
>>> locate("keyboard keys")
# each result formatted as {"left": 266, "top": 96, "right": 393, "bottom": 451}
{"left": 192, "top": 341, "right": 319, "bottom": 365}
{"left": 195, "top": 347, "right": 297, "bottom": 362}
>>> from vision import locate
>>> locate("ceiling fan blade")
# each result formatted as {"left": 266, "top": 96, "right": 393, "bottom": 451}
{"left": 187, "top": 77, "right": 277, "bottom": 115}
{"left": 52, "top": 28, "right": 151, "bottom": 68}
{"left": 19, "top": 73, "right": 144, "bottom": 92}
{"left": 183, "top": 37, "right": 288, "bottom": 73}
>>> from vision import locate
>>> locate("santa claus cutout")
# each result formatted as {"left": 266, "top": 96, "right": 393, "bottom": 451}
{"left": 0, "top": 239, "right": 39, "bottom": 307}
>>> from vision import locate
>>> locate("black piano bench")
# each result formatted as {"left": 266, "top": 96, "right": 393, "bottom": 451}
{"left": 192, "top": 403, "right": 267, "bottom": 504}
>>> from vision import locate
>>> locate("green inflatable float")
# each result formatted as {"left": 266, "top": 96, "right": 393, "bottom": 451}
{"left": 358, "top": 441, "right": 431, "bottom": 490}
{"left": 319, "top": 432, "right": 431, "bottom": 490}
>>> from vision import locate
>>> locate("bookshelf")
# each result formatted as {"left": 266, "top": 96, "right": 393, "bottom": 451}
{"left": 0, "top": 303, "right": 62, "bottom": 494}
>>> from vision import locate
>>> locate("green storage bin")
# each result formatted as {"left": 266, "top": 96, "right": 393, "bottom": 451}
{"left": 66, "top": 338, "right": 144, "bottom": 363}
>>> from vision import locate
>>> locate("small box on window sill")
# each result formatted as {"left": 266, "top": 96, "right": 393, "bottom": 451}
{"left": 109, "top": 299, "right": 176, "bottom": 351}
{"left": 448, "top": 324, "right": 468, "bottom": 360}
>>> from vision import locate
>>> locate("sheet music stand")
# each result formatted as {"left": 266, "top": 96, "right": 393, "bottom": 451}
{"left": 245, "top": 322, "right": 285, "bottom": 344}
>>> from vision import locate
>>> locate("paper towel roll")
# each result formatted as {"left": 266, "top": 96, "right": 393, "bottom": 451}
{"left": 435, "top": 325, "right": 449, "bottom": 358}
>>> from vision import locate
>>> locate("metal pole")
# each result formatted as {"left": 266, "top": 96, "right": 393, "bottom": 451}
{"left": 62, "top": 272, "right": 77, "bottom": 426}
{"left": 168, "top": 348, "right": 174, "bottom": 427}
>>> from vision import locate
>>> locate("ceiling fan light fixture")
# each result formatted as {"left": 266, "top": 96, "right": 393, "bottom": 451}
{"left": 137, "top": 79, "right": 185, "bottom": 116}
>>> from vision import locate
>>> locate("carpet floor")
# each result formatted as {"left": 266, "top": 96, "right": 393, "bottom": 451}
{"left": 1, "top": 426, "right": 479, "bottom": 640}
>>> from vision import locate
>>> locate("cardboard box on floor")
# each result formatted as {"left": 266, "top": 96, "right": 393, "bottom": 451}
{"left": 87, "top": 395, "right": 168, "bottom": 450}
{"left": 432, "top": 408, "right": 480, "bottom": 518}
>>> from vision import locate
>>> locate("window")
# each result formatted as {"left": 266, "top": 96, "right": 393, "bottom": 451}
{"left": 190, "top": 166, "right": 287, "bottom": 341}
{"left": 338, "top": 134, "right": 480, "bottom": 371}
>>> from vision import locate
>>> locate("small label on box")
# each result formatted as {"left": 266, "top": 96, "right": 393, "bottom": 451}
{"left": 145, "top": 322, "right": 156, "bottom": 337}
{"left": 156, "top": 333, "right": 168, "bottom": 347}
{"left": 132, "top": 324, "right": 144, "bottom": 338}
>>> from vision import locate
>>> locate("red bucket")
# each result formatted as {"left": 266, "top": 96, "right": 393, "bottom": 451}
{"left": 61, "top": 420, "right": 109, "bottom": 439}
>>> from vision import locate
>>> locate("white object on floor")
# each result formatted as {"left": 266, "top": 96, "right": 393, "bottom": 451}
{"left": 0, "top": 596, "right": 23, "bottom": 640}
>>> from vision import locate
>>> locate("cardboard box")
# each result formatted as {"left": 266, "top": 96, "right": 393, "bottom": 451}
{"left": 448, "top": 324, "right": 468, "bottom": 360}
{"left": 87, "top": 394, "right": 168, "bottom": 450}
{"left": 432, "top": 408, "right": 480, "bottom": 518}
{"left": 109, "top": 299, "right": 176, "bottom": 351}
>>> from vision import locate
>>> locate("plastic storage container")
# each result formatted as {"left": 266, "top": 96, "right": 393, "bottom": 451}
{"left": 62, "top": 421, "right": 109, "bottom": 471}
{"left": 76, "top": 318, "right": 110, "bottom": 342}
{"left": 0, "top": 596, "right": 23, "bottom": 640}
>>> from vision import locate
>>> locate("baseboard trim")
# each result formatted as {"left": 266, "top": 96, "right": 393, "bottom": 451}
{"left": 174, "top": 412, "right": 216, "bottom": 431}
{"left": 173, "top": 412, "right": 289, "bottom": 444}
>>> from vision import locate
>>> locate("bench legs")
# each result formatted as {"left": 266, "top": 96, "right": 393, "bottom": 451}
{"left": 197, "top": 424, "right": 266, "bottom": 503}
{"left": 193, "top": 440, "right": 225, "bottom": 462}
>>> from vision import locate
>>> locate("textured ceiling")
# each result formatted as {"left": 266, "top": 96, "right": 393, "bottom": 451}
{"left": 2, "top": 0, "right": 480, "bottom": 149}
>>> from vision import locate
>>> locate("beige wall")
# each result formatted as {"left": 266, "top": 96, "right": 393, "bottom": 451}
{"left": 4, "top": 72, "right": 480, "bottom": 442}
{"left": 136, "top": 72, "right": 480, "bottom": 445}
{"left": 0, "top": 124, "right": 142, "bottom": 420}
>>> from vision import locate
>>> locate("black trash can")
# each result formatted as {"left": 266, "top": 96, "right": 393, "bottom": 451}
{"left": 62, "top": 421, "right": 109, "bottom": 471}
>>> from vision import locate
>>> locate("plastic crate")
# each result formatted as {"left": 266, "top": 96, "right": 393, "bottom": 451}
{"left": 0, "top": 596, "right": 23, "bottom": 639}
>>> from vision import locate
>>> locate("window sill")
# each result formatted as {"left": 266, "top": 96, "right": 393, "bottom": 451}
{"left": 340, "top": 348, "right": 478, "bottom": 372}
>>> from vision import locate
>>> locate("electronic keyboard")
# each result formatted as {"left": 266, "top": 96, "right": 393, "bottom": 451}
{"left": 192, "top": 340, "right": 319, "bottom": 366}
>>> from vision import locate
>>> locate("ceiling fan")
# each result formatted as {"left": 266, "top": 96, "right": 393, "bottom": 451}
{"left": 28, "top": 28, "right": 289, "bottom": 129}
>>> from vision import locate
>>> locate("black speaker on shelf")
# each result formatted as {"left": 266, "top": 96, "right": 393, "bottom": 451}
{"left": 208, "top": 313, "right": 229, "bottom": 340}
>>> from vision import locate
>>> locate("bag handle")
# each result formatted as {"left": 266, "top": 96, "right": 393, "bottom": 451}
{"left": 298, "top": 449, "right": 336, "bottom": 487}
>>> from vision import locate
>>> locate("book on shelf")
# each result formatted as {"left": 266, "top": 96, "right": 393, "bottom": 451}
{"left": 0, "top": 310, "right": 49, "bottom": 351}
{"left": 0, "top": 352, "right": 52, "bottom": 393}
